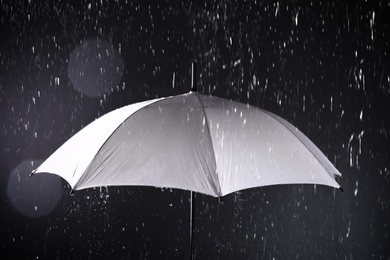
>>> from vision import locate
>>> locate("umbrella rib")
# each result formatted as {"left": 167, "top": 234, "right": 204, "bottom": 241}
{"left": 194, "top": 93, "right": 222, "bottom": 197}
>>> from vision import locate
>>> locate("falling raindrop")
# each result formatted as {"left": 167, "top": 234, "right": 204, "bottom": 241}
{"left": 55, "top": 77, "right": 60, "bottom": 86}
{"left": 347, "top": 130, "right": 364, "bottom": 169}
{"left": 354, "top": 180, "right": 358, "bottom": 196}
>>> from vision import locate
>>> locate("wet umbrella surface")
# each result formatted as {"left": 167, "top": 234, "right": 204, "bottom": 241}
{"left": 1, "top": 1, "right": 390, "bottom": 259}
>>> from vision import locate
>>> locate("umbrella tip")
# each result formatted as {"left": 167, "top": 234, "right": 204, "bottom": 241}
{"left": 338, "top": 187, "right": 344, "bottom": 192}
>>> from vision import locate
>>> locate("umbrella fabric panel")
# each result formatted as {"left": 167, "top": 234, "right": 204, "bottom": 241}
{"left": 262, "top": 110, "right": 342, "bottom": 178}
{"left": 198, "top": 95, "right": 340, "bottom": 196}
{"left": 33, "top": 98, "right": 160, "bottom": 188}
{"left": 76, "top": 93, "right": 221, "bottom": 196}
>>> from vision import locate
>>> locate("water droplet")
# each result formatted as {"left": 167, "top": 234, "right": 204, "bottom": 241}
{"left": 354, "top": 180, "right": 358, "bottom": 196}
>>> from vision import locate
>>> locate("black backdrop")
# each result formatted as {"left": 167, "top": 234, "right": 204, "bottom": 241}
{"left": 1, "top": 1, "right": 389, "bottom": 259}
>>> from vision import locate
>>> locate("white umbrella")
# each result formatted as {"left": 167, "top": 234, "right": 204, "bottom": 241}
{"left": 32, "top": 83, "right": 342, "bottom": 259}
{"left": 32, "top": 91, "right": 341, "bottom": 196}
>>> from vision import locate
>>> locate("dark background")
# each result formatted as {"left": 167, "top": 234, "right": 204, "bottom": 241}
{"left": 1, "top": 1, "right": 390, "bottom": 259}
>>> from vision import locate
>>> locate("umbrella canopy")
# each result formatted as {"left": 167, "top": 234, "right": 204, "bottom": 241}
{"left": 32, "top": 91, "right": 341, "bottom": 197}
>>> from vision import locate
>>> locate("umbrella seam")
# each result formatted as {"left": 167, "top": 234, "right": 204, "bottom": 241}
{"left": 194, "top": 93, "right": 222, "bottom": 197}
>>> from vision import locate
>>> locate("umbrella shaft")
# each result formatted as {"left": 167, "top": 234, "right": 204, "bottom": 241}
{"left": 189, "top": 191, "right": 195, "bottom": 260}
{"left": 191, "top": 62, "right": 197, "bottom": 92}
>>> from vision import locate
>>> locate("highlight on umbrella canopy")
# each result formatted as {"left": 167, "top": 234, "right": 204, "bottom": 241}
{"left": 31, "top": 90, "right": 342, "bottom": 196}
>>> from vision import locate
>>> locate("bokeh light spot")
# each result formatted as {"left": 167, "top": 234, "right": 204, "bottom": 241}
{"left": 67, "top": 39, "right": 124, "bottom": 98}
{"left": 6, "top": 160, "right": 62, "bottom": 218}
